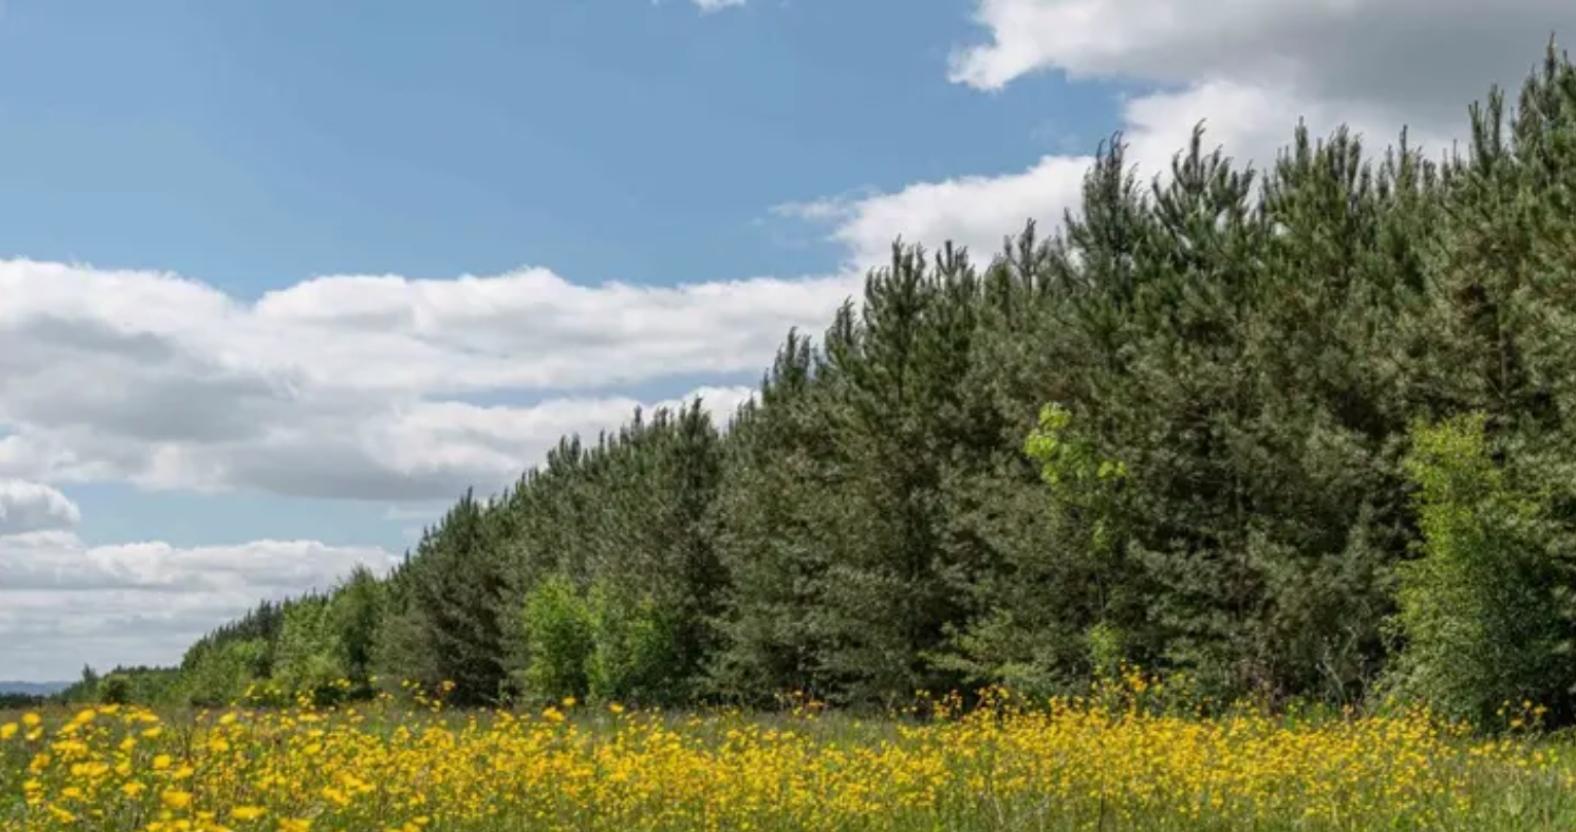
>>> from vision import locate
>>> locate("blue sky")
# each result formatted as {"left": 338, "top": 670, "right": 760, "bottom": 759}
{"left": 0, "top": 1, "right": 1121, "bottom": 294}
{"left": 3, "top": 0, "right": 1572, "bottom": 680}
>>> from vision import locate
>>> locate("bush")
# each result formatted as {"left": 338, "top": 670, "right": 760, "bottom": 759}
{"left": 1385, "top": 414, "right": 1571, "bottom": 726}
{"left": 98, "top": 673, "right": 132, "bottom": 705}
{"left": 274, "top": 598, "right": 348, "bottom": 704}
{"left": 518, "top": 574, "right": 596, "bottom": 702}
{"left": 182, "top": 638, "right": 269, "bottom": 707}
{"left": 588, "top": 583, "right": 683, "bottom": 704}
{"left": 515, "top": 574, "right": 689, "bottom": 705}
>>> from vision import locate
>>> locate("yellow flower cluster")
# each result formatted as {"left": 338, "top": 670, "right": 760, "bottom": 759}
{"left": 2, "top": 690, "right": 1572, "bottom": 831}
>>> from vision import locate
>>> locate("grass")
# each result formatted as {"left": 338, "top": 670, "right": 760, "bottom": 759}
{"left": 4, "top": 686, "right": 1576, "bottom": 831}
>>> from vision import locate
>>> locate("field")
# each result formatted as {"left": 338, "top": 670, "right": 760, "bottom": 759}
{"left": 3, "top": 688, "right": 1575, "bottom": 832}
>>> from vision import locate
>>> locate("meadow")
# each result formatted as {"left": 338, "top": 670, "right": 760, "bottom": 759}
{"left": 4, "top": 683, "right": 1576, "bottom": 832}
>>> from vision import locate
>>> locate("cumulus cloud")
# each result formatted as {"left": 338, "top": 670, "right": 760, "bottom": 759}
{"left": 0, "top": 256, "right": 802, "bottom": 682}
{"left": 950, "top": 0, "right": 1570, "bottom": 120}
{"left": 693, "top": 0, "right": 745, "bottom": 11}
{"left": 796, "top": 0, "right": 1574, "bottom": 268}
{"left": 0, "top": 261, "right": 852, "bottom": 397}
{"left": 780, "top": 156, "right": 1094, "bottom": 268}
{"left": 0, "top": 479, "right": 80, "bottom": 535}
{"left": 0, "top": 260, "right": 844, "bottom": 500}
{"left": 0, "top": 529, "right": 395, "bottom": 680}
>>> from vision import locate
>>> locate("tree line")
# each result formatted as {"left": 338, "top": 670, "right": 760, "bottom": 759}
{"left": 68, "top": 47, "right": 1576, "bottom": 727}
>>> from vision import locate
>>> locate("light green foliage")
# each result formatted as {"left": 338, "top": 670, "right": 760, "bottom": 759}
{"left": 517, "top": 575, "right": 686, "bottom": 704}
{"left": 182, "top": 638, "right": 269, "bottom": 707}
{"left": 587, "top": 582, "right": 683, "bottom": 704}
{"left": 1025, "top": 404, "right": 1127, "bottom": 492}
{"left": 1388, "top": 414, "right": 1570, "bottom": 725}
{"left": 274, "top": 597, "right": 347, "bottom": 703}
{"left": 1024, "top": 402, "right": 1128, "bottom": 557}
{"left": 518, "top": 573, "right": 596, "bottom": 702}
{"left": 1085, "top": 621, "right": 1126, "bottom": 681}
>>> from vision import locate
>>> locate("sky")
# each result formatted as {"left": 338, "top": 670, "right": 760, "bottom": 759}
{"left": 3, "top": 0, "right": 1574, "bottom": 681}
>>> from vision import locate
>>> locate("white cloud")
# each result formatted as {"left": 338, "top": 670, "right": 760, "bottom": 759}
{"left": 0, "top": 529, "right": 395, "bottom": 680}
{"left": 950, "top": 0, "right": 1571, "bottom": 119}
{"left": 693, "top": 0, "right": 746, "bottom": 11}
{"left": 785, "top": 156, "right": 1093, "bottom": 268}
{"left": 796, "top": 0, "right": 1572, "bottom": 269}
{"left": 947, "top": 0, "right": 1576, "bottom": 157}
{"left": 0, "top": 257, "right": 799, "bottom": 680}
{"left": 0, "top": 479, "right": 80, "bottom": 535}
{"left": 0, "top": 261, "right": 852, "bottom": 397}
{"left": 0, "top": 260, "right": 848, "bottom": 500}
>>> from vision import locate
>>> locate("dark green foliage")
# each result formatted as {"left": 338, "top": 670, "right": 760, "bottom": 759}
{"left": 386, "top": 491, "right": 511, "bottom": 704}
{"left": 97, "top": 673, "right": 131, "bottom": 705}
{"left": 131, "top": 44, "right": 1576, "bottom": 723}
{"left": 331, "top": 567, "right": 385, "bottom": 689}
{"left": 0, "top": 693, "right": 45, "bottom": 710}
{"left": 708, "top": 332, "right": 840, "bottom": 701}
{"left": 55, "top": 666, "right": 183, "bottom": 706}
{"left": 370, "top": 401, "right": 724, "bottom": 705}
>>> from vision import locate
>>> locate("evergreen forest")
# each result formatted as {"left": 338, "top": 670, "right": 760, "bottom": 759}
{"left": 69, "top": 47, "right": 1576, "bottom": 729}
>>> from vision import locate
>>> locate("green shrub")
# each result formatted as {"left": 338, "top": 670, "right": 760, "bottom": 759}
{"left": 98, "top": 673, "right": 131, "bottom": 705}
{"left": 182, "top": 638, "right": 269, "bottom": 707}
{"left": 274, "top": 598, "right": 348, "bottom": 704}
{"left": 518, "top": 574, "right": 596, "bottom": 701}
{"left": 1386, "top": 414, "right": 1570, "bottom": 726}
{"left": 588, "top": 583, "right": 683, "bottom": 704}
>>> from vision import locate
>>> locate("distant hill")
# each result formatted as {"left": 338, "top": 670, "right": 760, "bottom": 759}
{"left": 0, "top": 681, "right": 68, "bottom": 696}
